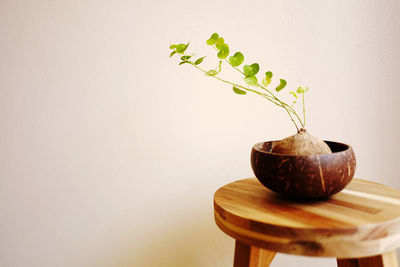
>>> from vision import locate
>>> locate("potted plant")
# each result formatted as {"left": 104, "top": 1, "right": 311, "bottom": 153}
{"left": 169, "top": 33, "right": 356, "bottom": 199}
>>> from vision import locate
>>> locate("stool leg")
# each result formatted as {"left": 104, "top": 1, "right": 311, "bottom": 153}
{"left": 233, "top": 240, "right": 276, "bottom": 267}
{"left": 337, "top": 250, "right": 398, "bottom": 267}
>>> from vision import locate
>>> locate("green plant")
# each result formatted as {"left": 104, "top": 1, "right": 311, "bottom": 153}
{"left": 169, "top": 33, "right": 309, "bottom": 132}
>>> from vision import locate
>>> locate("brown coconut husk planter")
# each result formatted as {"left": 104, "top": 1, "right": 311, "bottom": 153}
{"left": 251, "top": 140, "right": 356, "bottom": 199}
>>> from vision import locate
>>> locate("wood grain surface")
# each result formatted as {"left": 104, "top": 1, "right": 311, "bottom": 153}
{"left": 233, "top": 240, "right": 276, "bottom": 267}
{"left": 214, "top": 178, "right": 400, "bottom": 258}
{"left": 337, "top": 251, "right": 398, "bottom": 267}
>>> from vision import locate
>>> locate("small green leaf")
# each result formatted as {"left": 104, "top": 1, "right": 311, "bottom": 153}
{"left": 296, "top": 86, "right": 309, "bottom": 94}
{"left": 275, "top": 79, "right": 287, "bottom": 92}
{"left": 169, "top": 44, "right": 177, "bottom": 50}
{"left": 205, "top": 61, "right": 222, "bottom": 76}
{"left": 229, "top": 52, "right": 244, "bottom": 67}
{"left": 216, "top": 60, "right": 222, "bottom": 73}
{"left": 262, "top": 71, "right": 272, "bottom": 87}
{"left": 180, "top": 55, "right": 191, "bottom": 60}
{"left": 170, "top": 51, "right": 177, "bottom": 57}
{"left": 261, "top": 78, "right": 269, "bottom": 87}
{"left": 290, "top": 92, "right": 298, "bottom": 98}
{"left": 206, "top": 33, "right": 219, "bottom": 45}
{"left": 205, "top": 70, "right": 218, "bottom": 76}
{"left": 243, "top": 76, "right": 258, "bottom": 86}
{"left": 219, "top": 43, "right": 229, "bottom": 52}
{"left": 175, "top": 43, "right": 189, "bottom": 53}
{"left": 215, "top": 37, "right": 225, "bottom": 50}
{"left": 261, "top": 71, "right": 273, "bottom": 86}
{"left": 179, "top": 61, "right": 189, "bottom": 65}
{"left": 243, "top": 63, "right": 260, "bottom": 77}
{"left": 233, "top": 86, "right": 247, "bottom": 95}
{"left": 217, "top": 43, "right": 229, "bottom": 59}
{"left": 217, "top": 51, "right": 229, "bottom": 59}
{"left": 194, "top": 56, "right": 206, "bottom": 65}
{"left": 262, "top": 78, "right": 267, "bottom": 87}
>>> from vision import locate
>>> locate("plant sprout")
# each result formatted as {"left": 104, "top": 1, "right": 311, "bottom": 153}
{"left": 169, "top": 33, "right": 309, "bottom": 132}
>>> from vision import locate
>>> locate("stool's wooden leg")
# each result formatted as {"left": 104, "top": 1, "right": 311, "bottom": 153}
{"left": 337, "top": 250, "right": 398, "bottom": 267}
{"left": 233, "top": 240, "right": 276, "bottom": 267}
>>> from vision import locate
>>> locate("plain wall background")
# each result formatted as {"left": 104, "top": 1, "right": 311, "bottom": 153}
{"left": 1, "top": 0, "right": 400, "bottom": 266}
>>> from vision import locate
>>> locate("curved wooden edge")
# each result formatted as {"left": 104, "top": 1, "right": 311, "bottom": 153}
{"left": 215, "top": 211, "right": 400, "bottom": 258}
{"left": 214, "top": 194, "right": 400, "bottom": 243}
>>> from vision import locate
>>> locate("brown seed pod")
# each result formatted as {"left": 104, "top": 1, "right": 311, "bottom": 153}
{"left": 271, "top": 128, "right": 331, "bottom": 155}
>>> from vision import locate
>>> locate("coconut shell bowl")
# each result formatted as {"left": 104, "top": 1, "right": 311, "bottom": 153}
{"left": 251, "top": 141, "right": 356, "bottom": 199}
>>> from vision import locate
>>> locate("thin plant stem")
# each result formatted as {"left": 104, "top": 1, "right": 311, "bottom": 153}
{"left": 219, "top": 52, "right": 305, "bottom": 129}
{"left": 176, "top": 49, "right": 306, "bottom": 132}
{"left": 190, "top": 62, "right": 300, "bottom": 131}
{"left": 302, "top": 92, "right": 306, "bottom": 127}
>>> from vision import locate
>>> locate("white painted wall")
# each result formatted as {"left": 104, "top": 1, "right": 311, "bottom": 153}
{"left": 1, "top": 0, "right": 399, "bottom": 266}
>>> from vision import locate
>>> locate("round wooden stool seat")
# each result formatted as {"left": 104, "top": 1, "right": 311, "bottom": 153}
{"left": 214, "top": 178, "right": 400, "bottom": 267}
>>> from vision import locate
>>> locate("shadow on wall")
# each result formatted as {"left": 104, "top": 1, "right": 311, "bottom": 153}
{"left": 123, "top": 214, "right": 233, "bottom": 267}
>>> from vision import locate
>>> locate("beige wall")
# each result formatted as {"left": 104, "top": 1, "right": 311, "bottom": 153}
{"left": 1, "top": 0, "right": 400, "bottom": 266}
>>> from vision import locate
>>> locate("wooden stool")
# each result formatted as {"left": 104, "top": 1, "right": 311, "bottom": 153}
{"left": 214, "top": 178, "right": 400, "bottom": 267}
